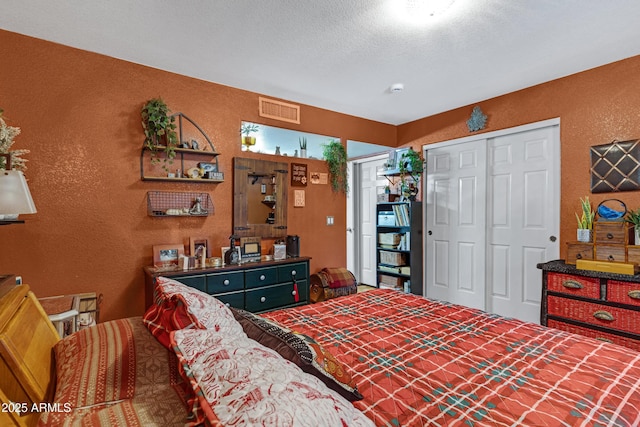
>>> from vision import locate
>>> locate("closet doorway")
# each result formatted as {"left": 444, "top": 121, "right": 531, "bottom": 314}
{"left": 424, "top": 119, "right": 560, "bottom": 323}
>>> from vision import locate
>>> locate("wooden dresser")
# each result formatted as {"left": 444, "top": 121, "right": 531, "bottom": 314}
{"left": 538, "top": 260, "right": 640, "bottom": 351}
{"left": 144, "top": 257, "right": 310, "bottom": 313}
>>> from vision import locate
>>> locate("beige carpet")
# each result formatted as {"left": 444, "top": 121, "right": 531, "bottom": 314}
{"left": 357, "top": 284, "right": 377, "bottom": 293}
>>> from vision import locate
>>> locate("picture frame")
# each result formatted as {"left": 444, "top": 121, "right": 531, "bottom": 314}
{"left": 153, "top": 244, "right": 185, "bottom": 267}
{"left": 190, "top": 236, "right": 210, "bottom": 257}
{"left": 221, "top": 246, "right": 242, "bottom": 264}
{"left": 393, "top": 148, "right": 411, "bottom": 171}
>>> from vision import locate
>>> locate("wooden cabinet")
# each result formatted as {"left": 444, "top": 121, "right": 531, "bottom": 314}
{"left": 538, "top": 260, "right": 640, "bottom": 351}
{"left": 376, "top": 201, "right": 422, "bottom": 295}
{"left": 566, "top": 221, "right": 632, "bottom": 264}
{"left": 144, "top": 257, "right": 309, "bottom": 313}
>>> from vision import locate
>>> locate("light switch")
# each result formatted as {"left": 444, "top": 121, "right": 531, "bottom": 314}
{"left": 327, "top": 216, "right": 334, "bottom": 225}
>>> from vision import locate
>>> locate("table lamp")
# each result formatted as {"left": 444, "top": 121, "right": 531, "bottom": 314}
{"left": 0, "top": 154, "right": 37, "bottom": 224}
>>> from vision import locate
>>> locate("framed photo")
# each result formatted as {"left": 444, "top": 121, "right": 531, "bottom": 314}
{"left": 153, "top": 244, "right": 185, "bottom": 267}
{"left": 394, "top": 148, "right": 411, "bottom": 170}
{"left": 190, "top": 237, "right": 210, "bottom": 257}
{"left": 221, "top": 246, "right": 241, "bottom": 264}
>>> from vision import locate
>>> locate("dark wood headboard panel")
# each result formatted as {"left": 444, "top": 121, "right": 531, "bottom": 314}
{"left": 0, "top": 281, "right": 60, "bottom": 426}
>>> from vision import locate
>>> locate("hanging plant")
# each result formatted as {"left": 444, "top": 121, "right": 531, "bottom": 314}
{"left": 141, "top": 98, "right": 178, "bottom": 170}
{"left": 322, "top": 139, "right": 348, "bottom": 194}
{"left": 0, "top": 109, "right": 29, "bottom": 171}
{"left": 399, "top": 148, "right": 424, "bottom": 185}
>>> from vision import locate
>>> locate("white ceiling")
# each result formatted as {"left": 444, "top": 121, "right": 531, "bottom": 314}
{"left": 3, "top": 0, "right": 640, "bottom": 125}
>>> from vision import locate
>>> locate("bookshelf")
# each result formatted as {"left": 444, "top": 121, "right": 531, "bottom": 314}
{"left": 376, "top": 201, "right": 423, "bottom": 295}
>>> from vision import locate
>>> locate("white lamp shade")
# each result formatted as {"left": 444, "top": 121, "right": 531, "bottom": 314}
{"left": 0, "top": 170, "right": 37, "bottom": 215}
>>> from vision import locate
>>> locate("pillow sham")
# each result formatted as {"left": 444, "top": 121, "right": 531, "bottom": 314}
{"left": 171, "top": 328, "right": 374, "bottom": 426}
{"left": 143, "top": 275, "right": 242, "bottom": 348}
{"left": 231, "top": 307, "right": 363, "bottom": 401}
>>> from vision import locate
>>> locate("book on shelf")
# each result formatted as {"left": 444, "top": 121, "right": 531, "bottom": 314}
{"left": 379, "top": 264, "right": 411, "bottom": 275}
{"left": 391, "top": 203, "right": 410, "bottom": 226}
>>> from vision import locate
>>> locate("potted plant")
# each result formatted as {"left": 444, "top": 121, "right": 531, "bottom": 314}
{"left": 626, "top": 208, "right": 640, "bottom": 244}
{"left": 398, "top": 148, "right": 424, "bottom": 201}
{"left": 575, "top": 197, "right": 595, "bottom": 242}
{"left": 240, "top": 123, "right": 259, "bottom": 150}
{"left": 322, "top": 139, "right": 348, "bottom": 194}
{"left": 141, "top": 98, "right": 178, "bottom": 171}
{"left": 299, "top": 137, "right": 307, "bottom": 158}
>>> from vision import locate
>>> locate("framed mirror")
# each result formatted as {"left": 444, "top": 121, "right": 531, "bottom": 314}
{"left": 233, "top": 157, "right": 288, "bottom": 238}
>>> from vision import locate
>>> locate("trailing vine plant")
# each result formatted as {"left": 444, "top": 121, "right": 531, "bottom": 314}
{"left": 322, "top": 139, "right": 348, "bottom": 194}
{"left": 141, "top": 98, "right": 178, "bottom": 171}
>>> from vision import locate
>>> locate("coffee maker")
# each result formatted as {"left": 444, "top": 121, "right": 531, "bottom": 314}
{"left": 286, "top": 235, "right": 300, "bottom": 258}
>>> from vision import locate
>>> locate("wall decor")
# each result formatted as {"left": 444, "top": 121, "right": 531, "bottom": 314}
{"left": 291, "top": 162, "right": 308, "bottom": 186}
{"left": 590, "top": 139, "right": 640, "bottom": 193}
{"left": 467, "top": 105, "right": 487, "bottom": 132}
{"left": 294, "top": 190, "right": 305, "bottom": 207}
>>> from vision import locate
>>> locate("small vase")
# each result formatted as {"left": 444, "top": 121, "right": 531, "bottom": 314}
{"left": 300, "top": 148, "right": 307, "bottom": 158}
{"left": 635, "top": 228, "right": 640, "bottom": 245}
{"left": 577, "top": 229, "right": 592, "bottom": 243}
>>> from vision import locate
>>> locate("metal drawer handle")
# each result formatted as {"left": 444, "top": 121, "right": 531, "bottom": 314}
{"left": 593, "top": 310, "right": 615, "bottom": 322}
{"left": 606, "top": 233, "right": 614, "bottom": 239}
{"left": 260, "top": 274, "right": 266, "bottom": 281}
{"left": 292, "top": 290, "right": 297, "bottom": 296}
{"left": 608, "top": 255, "right": 615, "bottom": 261}
{"left": 225, "top": 303, "right": 231, "bottom": 307}
{"left": 561, "top": 280, "right": 583, "bottom": 290}
{"left": 260, "top": 296, "right": 266, "bottom": 303}
{"left": 576, "top": 254, "right": 583, "bottom": 259}
{"left": 595, "top": 337, "right": 614, "bottom": 344}
{"left": 223, "top": 279, "right": 230, "bottom": 285}
{"left": 628, "top": 290, "right": 640, "bottom": 300}
{"left": 291, "top": 270, "right": 297, "bottom": 276}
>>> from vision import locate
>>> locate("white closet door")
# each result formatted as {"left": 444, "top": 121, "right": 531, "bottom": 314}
{"left": 425, "top": 139, "right": 487, "bottom": 309}
{"left": 486, "top": 126, "right": 560, "bottom": 323}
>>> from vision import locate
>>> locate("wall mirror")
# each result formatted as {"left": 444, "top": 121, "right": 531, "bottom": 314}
{"left": 233, "top": 157, "right": 288, "bottom": 238}
{"left": 240, "top": 121, "right": 338, "bottom": 159}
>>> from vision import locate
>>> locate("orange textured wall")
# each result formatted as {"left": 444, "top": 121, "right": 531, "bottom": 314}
{"left": 0, "top": 30, "right": 395, "bottom": 321}
{"left": 398, "top": 55, "right": 640, "bottom": 259}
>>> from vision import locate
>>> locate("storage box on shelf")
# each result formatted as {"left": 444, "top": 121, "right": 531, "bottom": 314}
{"left": 538, "top": 260, "right": 640, "bottom": 351}
{"left": 375, "top": 201, "right": 422, "bottom": 295}
{"left": 566, "top": 221, "right": 633, "bottom": 264}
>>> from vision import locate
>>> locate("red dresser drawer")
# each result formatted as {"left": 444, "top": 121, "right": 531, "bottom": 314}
{"left": 547, "top": 319, "right": 640, "bottom": 351}
{"left": 548, "top": 295, "right": 639, "bottom": 335}
{"left": 546, "top": 272, "right": 600, "bottom": 299}
{"left": 607, "top": 280, "right": 640, "bottom": 307}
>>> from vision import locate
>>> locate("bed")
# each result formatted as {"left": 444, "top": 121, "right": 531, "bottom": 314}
{"left": 1, "top": 277, "right": 639, "bottom": 426}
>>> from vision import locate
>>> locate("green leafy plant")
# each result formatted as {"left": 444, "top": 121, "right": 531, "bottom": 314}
{"left": 0, "top": 109, "right": 29, "bottom": 171}
{"left": 575, "top": 197, "right": 595, "bottom": 229}
{"left": 141, "top": 98, "right": 178, "bottom": 170}
{"left": 299, "top": 137, "right": 307, "bottom": 150}
{"left": 625, "top": 208, "right": 640, "bottom": 230}
{"left": 240, "top": 123, "right": 259, "bottom": 136}
{"left": 322, "top": 140, "right": 348, "bottom": 194}
{"left": 398, "top": 148, "right": 425, "bottom": 194}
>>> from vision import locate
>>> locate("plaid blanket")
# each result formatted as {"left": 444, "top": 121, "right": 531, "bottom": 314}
{"left": 263, "top": 289, "right": 640, "bottom": 427}
{"left": 318, "top": 267, "right": 357, "bottom": 289}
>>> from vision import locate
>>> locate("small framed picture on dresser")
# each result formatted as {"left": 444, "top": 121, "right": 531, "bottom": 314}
{"left": 190, "top": 237, "right": 210, "bottom": 258}
{"left": 153, "top": 244, "right": 185, "bottom": 268}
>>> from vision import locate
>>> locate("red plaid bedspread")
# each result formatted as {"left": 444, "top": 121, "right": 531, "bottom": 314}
{"left": 263, "top": 289, "right": 640, "bottom": 426}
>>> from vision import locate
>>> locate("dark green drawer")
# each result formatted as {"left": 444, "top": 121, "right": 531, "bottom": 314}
{"left": 174, "top": 274, "right": 206, "bottom": 292}
{"left": 215, "top": 291, "right": 244, "bottom": 309}
{"left": 278, "top": 262, "right": 308, "bottom": 282}
{"left": 245, "top": 267, "right": 278, "bottom": 289}
{"left": 207, "top": 271, "right": 244, "bottom": 294}
{"left": 245, "top": 280, "right": 308, "bottom": 312}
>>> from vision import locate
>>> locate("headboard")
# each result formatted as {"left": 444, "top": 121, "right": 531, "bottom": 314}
{"left": 0, "top": 280, "right": 60, "bottom": 426}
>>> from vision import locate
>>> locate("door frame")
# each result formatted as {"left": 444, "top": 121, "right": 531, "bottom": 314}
{"left": 422, "top": 118, "right": 561, "bottom": 303}
{"left": 347, "top": 153, "right": 389, "bottom": 283}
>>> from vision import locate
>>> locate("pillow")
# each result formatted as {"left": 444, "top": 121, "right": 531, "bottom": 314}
{"left": 171, "top": 328, "right": 374, "bottom": 426}
{"left": 43, "top": 317, "right": 189, "bottom": 426}
{"left": 320, "top": 267, "right": 357, "bottom": 289}
{"left": 143, "top": 276, "right": 242, "bottom": 348}
{"left": 231, "top": 307, "right": 363, "bottom": 401}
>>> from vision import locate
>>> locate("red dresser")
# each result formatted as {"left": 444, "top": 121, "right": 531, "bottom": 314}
{"left": 538, "top": 260, "right": 640, "bottom": 351}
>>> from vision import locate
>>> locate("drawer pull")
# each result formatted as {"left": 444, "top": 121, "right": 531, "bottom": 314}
{"left": 608, "top": 255, "right": 615, "bottom": 261}
{"left": 606, "top": 233, "right": 614, "bottom": 239}
{"left": 259, "top": 274, "right": 266, "bottom": 281}
{"left": 595, "top": 337, "right": 614, "bottom": 344}
{"left": 291, "top": 270, "right": 297, "bottom": 276}
{"left": 593, "top": 310, "right": 614, "bottom": 322}
{"left": 628, "top": 290, "right": 640, "bottom": 300}
{"left": 223, "top": 279, "right": 230, "bottom": 286}
{"left": 291, "top": 290, "right": 297, "bottom": 296}
{"left": 260, "top": 296, "right": 266, "bottom": 303}
{"left": 561, "top": 280, "right": 583, "bottom": 290}
{"left": 576, "top": 254, "right": 583, "bottom": 259}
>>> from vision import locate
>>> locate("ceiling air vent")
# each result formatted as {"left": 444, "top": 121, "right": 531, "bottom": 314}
{"left": 259, "top": 97, "right": 300, "bottom": 124}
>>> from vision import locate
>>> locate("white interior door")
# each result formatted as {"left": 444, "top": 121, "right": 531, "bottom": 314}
{"left": 486, "top": 126, "right": 560, "bottom": 323}
{"left": 425, "top": 139, "right": 487, "bottom": 309}
{"left": 424, "top": 120, "right": 560, "bottom": 324}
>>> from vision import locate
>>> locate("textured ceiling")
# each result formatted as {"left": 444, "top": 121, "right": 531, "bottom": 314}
{"left": 2, "top": 0, "right": 640, "bottom": 125}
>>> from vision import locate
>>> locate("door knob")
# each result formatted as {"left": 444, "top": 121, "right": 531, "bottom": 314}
{"left": 549, "top": 235, "right": 557, "bottom": 242}
{"left": 428, "top": 230, "right": 432, "bottom": 235}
